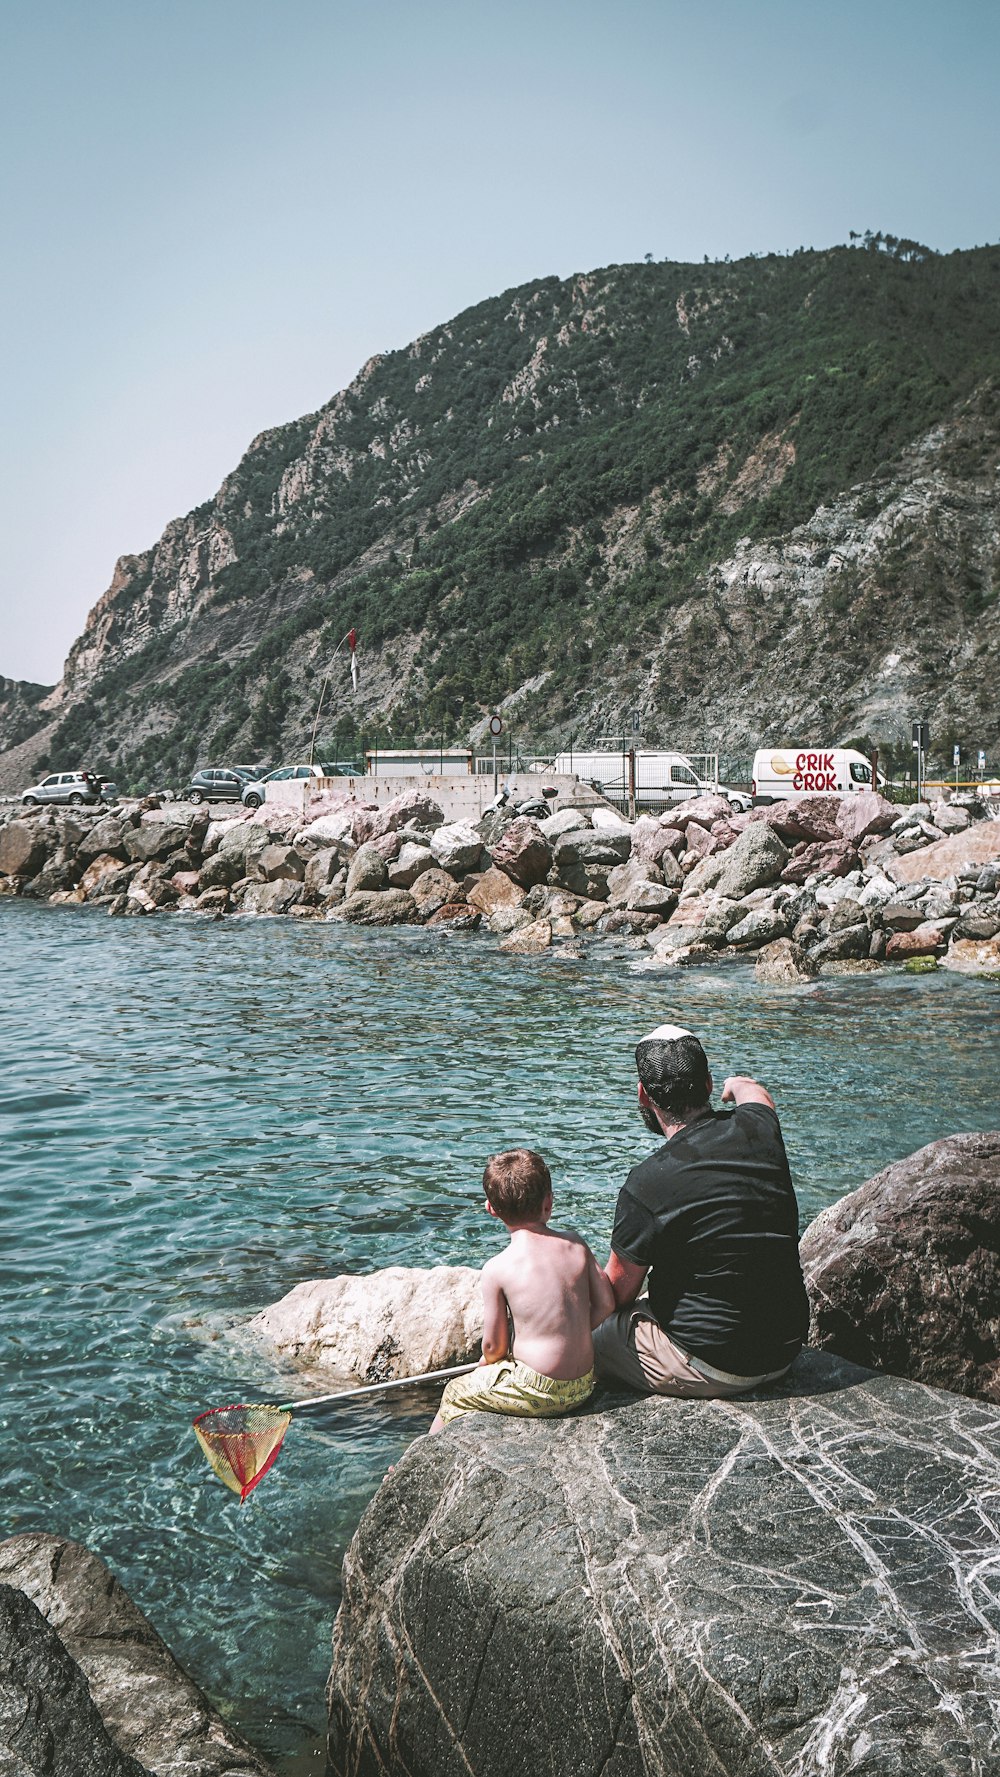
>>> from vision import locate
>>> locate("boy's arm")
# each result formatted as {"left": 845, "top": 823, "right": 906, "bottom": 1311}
{"left": 479, "top": 1262, "right": 510, "bottom": 1364}
{"left": 587, "top": 1246, "right": 616, "bottom": 1328}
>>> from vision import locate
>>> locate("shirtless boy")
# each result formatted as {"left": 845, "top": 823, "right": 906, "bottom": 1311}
{"left": 430, "top": 1148, "right": 615, "bottom": 1432}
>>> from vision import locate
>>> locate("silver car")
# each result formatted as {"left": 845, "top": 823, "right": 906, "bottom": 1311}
{"left": 21, "top": 770, "right": 114, "bottom": 808}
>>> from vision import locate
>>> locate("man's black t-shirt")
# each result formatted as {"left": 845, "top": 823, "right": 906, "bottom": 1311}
{"left": 610, "top": 1102, "right": 809, "bottom": 1375}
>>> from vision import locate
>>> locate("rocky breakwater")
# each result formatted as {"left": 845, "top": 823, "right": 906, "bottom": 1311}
{"left": 2, "top": 785, "right": 1000, "bottom": 978}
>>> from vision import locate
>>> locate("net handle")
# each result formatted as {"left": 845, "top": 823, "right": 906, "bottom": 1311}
{"left": 277, "top": 1359, "right": 479, "bottom": 1413}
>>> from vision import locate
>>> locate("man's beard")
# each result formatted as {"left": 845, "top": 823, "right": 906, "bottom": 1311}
{"left": 639, "top": 1101, "right": 663, "bottom": 1135}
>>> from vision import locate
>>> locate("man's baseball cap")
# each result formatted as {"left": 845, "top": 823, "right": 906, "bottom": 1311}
{"left": 635, "top": 1024, "right": 711, "bottom": 1113}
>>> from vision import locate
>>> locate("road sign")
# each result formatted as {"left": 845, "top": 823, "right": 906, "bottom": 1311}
{"left": 912, "top": 720, "right": 930, "bottom": 751}
{"left": 979, "top": 750, "right": 987, "bottom": 772}
{"left": 953, "top": 744, "right": 961, "bottom": 767}
{"left": 488, "top": 714, "right": 503, "bottom": 737}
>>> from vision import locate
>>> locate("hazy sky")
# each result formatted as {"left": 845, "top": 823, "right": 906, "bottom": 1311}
{"left": 2, "top": 0, "right": 998, "bottom": 684}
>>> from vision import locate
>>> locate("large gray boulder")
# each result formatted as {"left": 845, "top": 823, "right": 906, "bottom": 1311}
{"left": 800, "top": 1130, "right": 1000, "bottom": 1400}
{"left": 76, "top": 813, "right": 131, "bottom": 865}
{"left": 345, "top": 842, "right": 387, "bottom": 896}
{"left": 123, "top": 821, "right": 189, "bottom": 864}
{"left": 686, "top": 823, "right": 789, "bottom": 901}
{"left": 0, "top": 819, "right": 49, "bottom": 877}
{"left": 338, "top": 889, "right": 418, "bottom": 925}
{"left": 0, "top": 1581, "right": 147, "bottom": 1776}
{"left": 552, "top": 828, "right": 631, "bottom": 868}
{"left": 250, "top": 1265, "right": 482, "bottom": 1380}
{"left": 0, "top": 1534, "right": 274, "bottom": 1776}
{"left": 387, "top": 841, "right": 435, "bottom": 889}
{"left": 327, "top": 1352, "right": 1000, "bottom": 1777}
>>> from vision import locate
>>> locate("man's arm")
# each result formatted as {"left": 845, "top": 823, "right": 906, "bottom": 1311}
{"left": 586, "top": 1247, "right": 616, "bottom": 1327}
{"left": 721, "top": 1074, "right": 776, "bottom": 1111}
{"left": 603, "top": 1250, "right": 648, "bottom": 1310}
{"left": 479, "top": 1263, "right": 510, "bottom": 1364}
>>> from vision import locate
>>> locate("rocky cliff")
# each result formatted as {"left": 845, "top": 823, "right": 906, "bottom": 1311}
{"left": 6, "top": 243, "right": 1000, "bottom": 792}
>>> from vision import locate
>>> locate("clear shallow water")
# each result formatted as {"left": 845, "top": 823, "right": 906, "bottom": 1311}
{"left": 1, "top": 899, "right": 997, "bottom": 1767}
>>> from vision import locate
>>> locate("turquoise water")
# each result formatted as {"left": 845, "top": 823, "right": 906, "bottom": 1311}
{"left": 2, "top": 898, "right": 997, "bottom": 1767}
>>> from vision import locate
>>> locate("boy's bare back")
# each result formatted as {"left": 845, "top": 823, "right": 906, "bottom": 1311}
{"left": 484, "top": 1226, "right": 612, "bottom": 1381}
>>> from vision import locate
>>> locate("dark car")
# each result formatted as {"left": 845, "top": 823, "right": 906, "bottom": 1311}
{"left": 187, "top": 767, "right": 256, "bottom": 805}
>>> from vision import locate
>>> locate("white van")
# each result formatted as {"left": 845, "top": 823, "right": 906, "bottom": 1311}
{"left": 555, "top": 749, "right": 751, "bottom": 812}
{"left": 752, "top": 748, "right": 879, "bottom": 804}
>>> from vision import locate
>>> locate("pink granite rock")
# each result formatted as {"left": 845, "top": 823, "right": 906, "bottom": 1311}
{"left": 835, "top": 792, "right": 897, "bottom": 845}
{"left": 490, "top": 818, "right": 553, "bottom": 889}
{"left": 780, "top": 839, "right": 858, "bottom": 884}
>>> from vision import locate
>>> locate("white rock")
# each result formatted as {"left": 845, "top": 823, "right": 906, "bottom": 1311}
{"left": 815, "top": 879, "right": 862, "bottom": 910}
{"left": 590, "top": 807, "right": 633, "bottom": 834}
{"left": 429, "top": 822, "right": 484, "bottom": 874}
{"left": 858, "top": 873, "right": 896, "bottom": 908}
{"left": 249, "top": 1265, "right": 483, "bottom": 1381}
{"left": 297, "top": 810, "right": 357, "bottom": 849}
{"left": 538, "top": 808, "right": 591, "bottom": 840}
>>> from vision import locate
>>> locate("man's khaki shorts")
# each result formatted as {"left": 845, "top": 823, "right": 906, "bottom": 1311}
{"left": 593, "top": 1302, "right": 793, "bottom": 1398}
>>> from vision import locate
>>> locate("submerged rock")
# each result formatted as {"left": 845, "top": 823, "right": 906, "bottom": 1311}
{"left": 800, "top": 1130, "right": 1000, "bottom": 1400}
{"left": 327, "top": 1352, "right": 1000, "bottom": 1777}
{"left": 754, "top": 937, "right": 818, "bottom": 982}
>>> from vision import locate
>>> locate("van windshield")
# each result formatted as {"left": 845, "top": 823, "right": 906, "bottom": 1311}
{"left": 849, "top": 763, "right": 872, "bottom": 783}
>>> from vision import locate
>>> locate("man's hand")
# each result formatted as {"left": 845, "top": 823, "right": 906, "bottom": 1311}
{"left": 721, "top": 1075, "right": 776, "bottom": 1110}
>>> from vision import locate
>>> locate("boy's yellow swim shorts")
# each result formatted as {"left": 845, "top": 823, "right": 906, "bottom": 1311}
{"left": 437, "top": 1359, "right": 595, "bottom": 1425}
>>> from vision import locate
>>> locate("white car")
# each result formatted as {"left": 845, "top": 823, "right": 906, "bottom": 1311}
{"left": 21, "top": 770, "right": 115, "bottom": 808}
{"left": 240, "top": 763, "right": 329, "bottom": 810}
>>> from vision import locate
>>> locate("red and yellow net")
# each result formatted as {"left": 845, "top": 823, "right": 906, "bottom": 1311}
{"left": 192, "top": 1404, "right": 292, "bottom": 1503}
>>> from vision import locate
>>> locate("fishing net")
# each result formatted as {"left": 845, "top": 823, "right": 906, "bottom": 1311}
{"left": 192, "top": 1404, "right": 292, "bottom": 1502}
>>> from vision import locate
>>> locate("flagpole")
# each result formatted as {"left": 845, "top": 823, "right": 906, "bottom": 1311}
{"left": 308, "top": 630, "right": 357, "bottom": 768}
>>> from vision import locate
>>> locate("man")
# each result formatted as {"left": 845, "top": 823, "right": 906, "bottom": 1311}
{"left": 593, "top": 1023, "right": 809, "bottom": 1397}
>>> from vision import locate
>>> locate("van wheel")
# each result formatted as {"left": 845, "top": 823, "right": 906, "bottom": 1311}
{"left": 69, "top": 793, "right": 84, "bottom": 806}
{"left": 23, "top": 795, "right": 38, "bottom": 807}
{"left": 189, "top": 790, "right": 203, "bottom": 804}
{"left": 244, "top": 793, "right": 262, "bottom": 809}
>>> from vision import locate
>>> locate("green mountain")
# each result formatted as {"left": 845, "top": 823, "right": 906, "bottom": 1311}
{"left": 7, "top": 239, "right": 1000, "bottom": 790}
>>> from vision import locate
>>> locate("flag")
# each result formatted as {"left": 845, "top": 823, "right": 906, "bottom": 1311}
{"left": 347, "top": 628, "right": 358, "bottom": 691}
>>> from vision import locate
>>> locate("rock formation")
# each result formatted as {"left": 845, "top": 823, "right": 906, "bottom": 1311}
{"left": 800, "top": 1130, "right": 1000, "bottom": 1400}
{"left": 0, "top": 1581, "right": 147, "bottom": 1777}
{"left": 326, "top": 1350, "right": 1000, "bottom": 1777}
{"left": 0, "top": 1533, "right": 275, "bottom": 1777}
{"left": 250, "top": 1265, "right": 482, "bottom": 1380}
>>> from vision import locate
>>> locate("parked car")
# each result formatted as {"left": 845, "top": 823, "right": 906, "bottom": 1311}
{"left": 239, "top": 763, "right": 330, "bottom": 809}
{"left": 187, "top": 766, "right": 257, "bottom": 805}
{"left": 21, "top": 769, "right": 111, "bottom": 808}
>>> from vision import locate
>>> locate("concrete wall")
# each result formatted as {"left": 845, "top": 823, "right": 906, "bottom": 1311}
{"left": 264, "top": 772, "right": 611, "bottom": 823}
